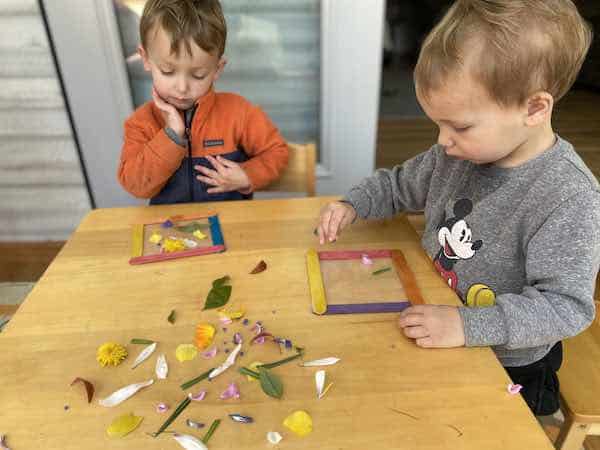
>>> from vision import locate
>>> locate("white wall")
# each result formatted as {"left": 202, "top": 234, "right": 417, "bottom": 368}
{"left": 0, "top": 0, "right": 91, "bottom": 241}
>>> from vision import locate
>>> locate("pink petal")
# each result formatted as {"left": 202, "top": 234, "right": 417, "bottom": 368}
{"left": 188, "top": 390, "right": 207, "bottom": 401}
{"left": 220, "top": 382, "right": 240, "bottom": 400}
{"left": 201, "top": 347, "right": 218, "bottom": 359}
{"left": 361, "top": 254, "right": 373, "bottom": 265}
{"left": 251, "top": 321, "right": 264, "bottom": 335}
{"left": 156, "top": 402, "right": 169, "bottom": 413}
{"left": 219, "top": 317, "right": 233, "bottom": 325}
{"left": 233, "top": 332, "right": 243, "bottom": 345}
{"left": 507, "top": 383, "right": 523, "bottom": 395}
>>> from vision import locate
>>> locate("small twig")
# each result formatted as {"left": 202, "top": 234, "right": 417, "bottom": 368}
{"left": 388, "top": 407, "right": 420, "bottom": 421}
{"left": 445, "top": 424, "right": 463, "bottom": 437}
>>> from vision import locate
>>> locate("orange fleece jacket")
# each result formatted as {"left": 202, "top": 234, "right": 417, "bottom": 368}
{"left": 118, "top": 89, "right": 288, "bottom": 199}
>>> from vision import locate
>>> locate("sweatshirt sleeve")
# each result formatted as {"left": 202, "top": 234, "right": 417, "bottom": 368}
{"left": 459, "top": 191, "right": 600, "bottom": 348}
{"left": 238, "top": 104, "right": 289, "bottom": 192}
{"left": 117, "top": 117, "right": 187, "bottom": 199}
{"left": 344, "top": 146, "right": 439, "bottom": 219}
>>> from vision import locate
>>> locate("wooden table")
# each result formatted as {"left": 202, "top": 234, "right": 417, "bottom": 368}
{"left": 0, "top": 197, "right": 553, "bottom": 449}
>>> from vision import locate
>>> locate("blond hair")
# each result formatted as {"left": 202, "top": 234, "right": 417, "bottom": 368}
{"left": 140, "top": 0, "right": 226, "bottom": 57}
{"left": 414, "top": 0, "right": 592, "bottom": 107}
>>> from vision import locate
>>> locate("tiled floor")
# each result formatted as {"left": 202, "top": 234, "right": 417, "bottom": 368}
{"left": 0, "top": 282, "right": 34, "bottom": 331}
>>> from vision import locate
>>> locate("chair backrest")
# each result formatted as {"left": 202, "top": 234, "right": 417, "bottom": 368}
{"left": 260, "top": 142, "right": 316, "bottom": 196}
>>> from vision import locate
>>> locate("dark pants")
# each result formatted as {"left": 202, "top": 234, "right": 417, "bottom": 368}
{"left": 505, "top": 342, "right": 563, "bottom": 416}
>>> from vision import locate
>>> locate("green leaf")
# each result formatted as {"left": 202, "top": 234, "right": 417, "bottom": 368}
{"left": 212, "top": 275, "right": 230, "bottom": 288}
{"left": 372, "top": 267, "right": 391, "bottom": 275}
{"left": 175, "top": 221, "right": 207, "bottom": 233}
{"left": 258, "top": 367, "right": 283, "bottom": 399}
{"left": 203, "top": 284, "right": 232, "bottom": 310}
{"left": 167, "top": 309, "right": 176, "bottom": 324}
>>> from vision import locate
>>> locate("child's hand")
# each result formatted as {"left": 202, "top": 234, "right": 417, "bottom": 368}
{"left": 316, "top": 201, "right": 357, "bottom": 244}
{"left": 398, "top": 305, "right": 465, "bottom": 348}
{"left": 195, "top": 155, "right": 251, "bottom": 194}
{"left": 152, "top": 87, "right": 185, "bottom": 139}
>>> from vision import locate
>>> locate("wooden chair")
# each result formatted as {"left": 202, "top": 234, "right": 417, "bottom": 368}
{"left": 260, "top": 142, "right": 316, "bottom": 196}
{"left": 555, "top": 298, "right": 600, "bottom": 450}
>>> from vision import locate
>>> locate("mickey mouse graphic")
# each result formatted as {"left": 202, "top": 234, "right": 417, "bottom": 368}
{"left": 434, "top": 198, "right": 483, "bottom": 291}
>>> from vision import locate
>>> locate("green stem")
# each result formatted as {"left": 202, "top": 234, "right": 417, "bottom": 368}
{"left": 239, "top": 367, "right": 260, "bottom": 379}
{"left": 202, "top": 419, "right": 221, "bottom": 444}
{"left": 152, "top": 396, "right": 191, "bottom": 437}
{"left": 372, "top": 267, "right": 391, "bottom": 275}
{"left": 258, "top": 349, "right": 304, "bottom": 370}
{"left": 180, "top": 367, "right": 214, "bottom": 390}
{"left": 130, "top": 338, "right": 154, "bottom": 345}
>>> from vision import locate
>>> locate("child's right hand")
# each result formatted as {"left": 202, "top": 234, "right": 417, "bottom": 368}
{"left": 316, "top": 201, "right": 357, "bottom": 244}
{"left": 152, "top": 87, "right": 185, "bottom": 139}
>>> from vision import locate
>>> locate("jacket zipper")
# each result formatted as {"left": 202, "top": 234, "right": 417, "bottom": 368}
{"left": 184, "top": 107, "right": 196, "bottom": 202}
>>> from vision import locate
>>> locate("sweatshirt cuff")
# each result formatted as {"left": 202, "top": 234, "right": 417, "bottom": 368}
{"left": 458, "top": 306, "right": 508, "bottom": 347}
{"left": 344, "top": 188, "right": 371, "bottom": 219}
{"left": 164, "top": 127, "right": 187, "bottom": 147}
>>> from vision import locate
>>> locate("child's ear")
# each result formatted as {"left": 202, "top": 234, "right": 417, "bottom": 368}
{"left": 524, "top": 91, "right": 554, "bottom": 127}
{"left": 138, "top": 45, "right": 151, "bottom": 72}
{"left": 213, "top": 57, "right": 227, "bottom": 82}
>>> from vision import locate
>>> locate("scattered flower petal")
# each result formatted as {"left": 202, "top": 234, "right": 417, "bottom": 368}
{"left": 361, "top": 254, "right": 373, "bottom": 265}
{"left": 301, "top": 357, "right": 341, "bottom": 367}
{"left": 229, "top": 413, "right": 253, "bottom": 423}
{"left": 131, "top": 342, "right": 157, "bottom": 369}
{"left": 70, "top": 377, "right": 95, "bottom": 403}
{"left": 176, "top": 344, "right": 198, "bottom": 362}
{"left": 219, "top": 317, "right": 233, "bottom": 325}
{"left": 188, "top": 390, "right": 207, "bottom": 401}
{"left": 251, "top": 321, "right": 264, "bottom": 335}
{"left": 250, "top": 332, "right": 274, "bottom": 345}
{"left": 156, "top": 403, "right": 169, "bottom": 413}
{"left": 315, "top": 370, "right": 334, "bottom": 399}
{"left": 201, "top": 347, "right": 218, "bottom": 359}
{"left": 156, "top": 354, "right": 168, "bottom": 379}
{"left": 186, "top": 419, "right": 205, "bottom": 429}
{"left": 250, "top": 260, "right": 267, "bottom": 274}
{"left": 507, "top": 383, "right": 523, "bottom": 395}
{"left": 208, "top": 343, "right": 242, "bottom": 380}
{"left": 193, "top": 229, "right": 207, "bottom": 240}
{"left": 218, "top": 307, "right": 245, "bottom": 322}
{"left": 96, "top": 342, "right": 127, "bottom": 367}
{"left": 283, "top": 410, "right": 313, "bottom": 437}
{"left": 106, "top": 413, "right": 143, "bottom": 438}
{"left": 194, "top": 324, "right": 216, "bottom": 350}
{"left": 266, "top": 431, "right": 282, "bottom": 444}
{"left": 149, "top": 232, "right": 163, "bottom": 244}
{"left": 233, "top": 332, "right": 243, "bottom": 345}
{"left": 173, "top": 433, "right": 208, "bottom": 450}
{"left": 220, "top": 382, "right": 241, "bottom": 400}
{"left": 242, "top": 319, "right": 249, "bottom": 326}
{"left": 98, "top": 379, "right": 154, "bottom": 407}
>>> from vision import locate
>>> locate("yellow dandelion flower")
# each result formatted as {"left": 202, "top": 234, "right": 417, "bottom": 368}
{"left": 162, "top": 237, "right": 186, "bottom": 253}
{"left": 97, "top": 342, "right": 127, "bottom": 367}
{"left": 194, "top": 324, "right": 216, "bottom": 350}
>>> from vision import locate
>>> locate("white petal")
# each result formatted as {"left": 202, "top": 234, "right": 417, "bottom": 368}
{"left": 155, "top": 353, "right": 168, "bottom": 379}
{"left": 315, "top": 370, "right": 325, "bottom": 398}
{"left": 301, "top": 357, "right": 340, "bottom": 367}
{"left": 266, "top": 431, "right": 282, "bottom": 444}
{"left": 98, "top": 379, "right": 154, "bottom": 407}
{"left": 208, "top": 343, "right": 242, "bottom": 380}
{"left": 173, "top": 433, "right": 208, "bottom": 450}
{"left": 131, "top": 342, "right": 157, "bottom": 369}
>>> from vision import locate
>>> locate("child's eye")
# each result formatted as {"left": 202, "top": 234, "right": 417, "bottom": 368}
{"left": 455, "top": 126, "right": 471, "bottom": 132}
{"left": 160, "top": 70, "right": 173, "bottom": 76}
{"left": 193, "top": 74, "right": 207, "bottom": 80}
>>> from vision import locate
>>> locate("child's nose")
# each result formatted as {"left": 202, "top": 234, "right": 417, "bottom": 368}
{"left": 437, "top": 129, "right": 454, "bottom": 148}
{"left": 175, "top": 76, "right": 188, "bottom": 94}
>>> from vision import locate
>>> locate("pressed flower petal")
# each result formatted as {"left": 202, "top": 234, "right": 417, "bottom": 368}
{"left": 106, "top": 413, "right": 143, "bottom": 438}
{"left": 233, "top": 332, "right": 243, "bottom": 345}
{"left": 131, "top": 342, "right": 157, "bottom": 369}
{"left": 301, "top": 357, "right": 341, "bottom": 367}
{"left": 156, "top": 354, "right": 168, "bottom": 379}
{"left": 283, "top": 410, "right": 313, "bottom": 437}
{"left": 188, "top": 390, "right": 207, "bottom": 401}
{"left": 163, "top": 238, "right": 186, "bottom": 253}
{"left": 183, "top": 238, "right": 198, "bottom": 248}
{"left": 218, "top": 307, "right": 245, "bottom": 321}
{"left": 186, "top": 419, "right": 205, "bottom": 429}
{"left": 220, "top": 382, "right": 240, "bottom": 400}
{"left": 176, "top": 344, "right": 198, "bottom": 362}
{"left": 98, "top": 379, "right": 154, "bottom": 407}
{"left": 507, "top": 383, "right": 523, "bottom": 395}
{"left": 193, "top": 229, "right": 207, "bottom": 240}
{"left": 149, "top": 232, "right": 162, "bottom": 244}
{"left": 266, "top": 431, "right": 282, "bottom": 444}
{"left": 173, "top": 433, "right": 208, "bottom": 450}
{"left": 208, "top": 343, "right": 242, "bottom": 380}
{"left": 194, "top": 324, "right": 216, "bottom": 350}
{"left": 156, "top": 403, "right": 169, "bottom": 413}
{"left": 361, "top": 254, "right": 373, "bottom": 265}
{"left": 201, "top": 347, "right": 218, "bottom": 359}
{"left": 70, "top": 377, "right": 95, "bottom": 403}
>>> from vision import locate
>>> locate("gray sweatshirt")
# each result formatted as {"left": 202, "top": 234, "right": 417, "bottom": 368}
{"left": 345, "top": 136, "right": 600, "bottom": 366}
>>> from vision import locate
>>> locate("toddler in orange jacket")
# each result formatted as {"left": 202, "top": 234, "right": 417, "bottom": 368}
{"left": 118, "top": 0, "right": 289, "bottom": 204}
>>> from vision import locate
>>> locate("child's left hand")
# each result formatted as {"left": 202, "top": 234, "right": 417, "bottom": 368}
{"left": 398, "top": 305, "right": 465, "bottom": 348}
{"left": 195, "top": 155, "right": 251, "bottom": 194}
